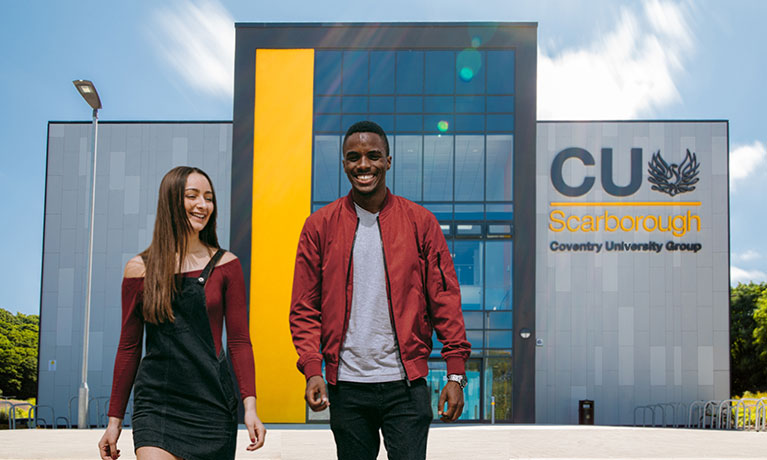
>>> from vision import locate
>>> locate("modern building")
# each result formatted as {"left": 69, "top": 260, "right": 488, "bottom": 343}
{"left": 37, "top": 22, "right": 729, "bottom": 427}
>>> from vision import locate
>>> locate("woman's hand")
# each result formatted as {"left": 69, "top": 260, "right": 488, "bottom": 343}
{"left": 98, "top": 417, "right": 123, "bottom": 459}
{"left": 243, "top": 396, "right": 266, "bottom": 451}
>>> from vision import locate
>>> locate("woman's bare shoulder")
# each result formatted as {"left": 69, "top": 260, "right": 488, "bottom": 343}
{"left": 124, "top": 256, "right": 146, "bottom": 278}
{"left": 217, "top": 250, "right": 239, "bottom": 267}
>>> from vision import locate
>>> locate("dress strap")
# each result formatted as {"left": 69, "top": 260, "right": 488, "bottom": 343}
{"left": 197, "top": 248, "right": 225, "bottom": 285}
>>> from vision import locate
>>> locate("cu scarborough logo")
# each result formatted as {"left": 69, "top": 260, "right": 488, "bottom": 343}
{"left": 550, "top": 147, "right": 702, "bottom": 198}
{"left": 647, "top": 149, "right": 700, "bottom": 197}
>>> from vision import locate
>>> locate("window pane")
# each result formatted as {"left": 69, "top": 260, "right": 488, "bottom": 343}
{"left": 463, "top": 360, "right": 482, "bottom": 420}
{"left": 342, "top": 51, "right": 368, "bottom": 95}
{"left": 313, "top": 136, "right": 341, "bottom": 202}
{"left": 487, "top": 95, "right": 514, "bottom": 113}
{"left": 486, "top": 135, "right": 513, "bottom": 201}
{"left": 487, "top": 114, "right": 514, "bottom": 132}
{"left": 456, "top": 49, "right": 485, "bottom": 94}
{"left": 456, "top": 96, "right": 485, "bottom": 113}
{"left": 425, "top": 51, "right": 454, "bottom": 94}
{"left": 454, "top": 203, "right": 483, "bottom": 220}
{"left": 484, "top": 353, "right": 512, "bottom": 421}
{"left": 486, "top": 203, "right": 513, "bottom": 220}
{"left": 397, "top": 51, "right": 424, "bottom": 94}
{"left": 370, "top": 96, "right": 395, "bottom": 113}
{"left": 370, "top": 51, "right": 395, "bottom": 94}
{"left": 466, "top": 330, "right": 483, "bottom": 348}
{"left": 424, "top": 203, "right": 452, "bottom": 221}
{"left": 487, "top": 331, "right": 513, "bottom": 348}
{"left": 395, "top": 115, "right": 422, "bottom": 132}
{"left": 487, "top": 50, "right": 515, "bottom": 94}
{"left": 314, "top": 51, "right": 342, "bottom": 95}
{"left": 463, "top": 311, "right": 483, "bottom": 329}
{"left": 488, "top": 224, "right": 512, "bottom": 235}
{"left": 455, "top": 114, "right": 484, "bottom": 132}
{"left": 423, "top": 135, "right": 453, "bottom": 201}
{"left": 394, "top": 135, "right": 422, "bottom": 201}
{"left": 424, "top": 96, "right": 453, "bottom": 113}
{"left": 315, "top": 96, "right": 341, "bottom": 113}
{"left": 314, "top": 114, "right": 341, "bottom": 133}
{"left": 456, "top": 224, "right": 482, "bottom": 236}
{"left": 485, "top": 240, "right": 512, "bottom": 310}
{"left": 396, "top": 96, "right": 423, "bottom": 113}
{"left": 342, "top": 96, "right": 367, "bottom": 113}
{"left": 455, "top": 240, "right": 483, "bottom": 310}
{"left": 455, "top": 135, "right": 484, "bottom": 201}
{"left": 486, "top": 311, "right": 512, "bottom": 329}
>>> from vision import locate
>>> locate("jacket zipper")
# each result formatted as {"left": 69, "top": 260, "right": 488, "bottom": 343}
{"left": 377, "top": 215, "right": 411, "bottom": 386}
{"left": 340, "top": 217, "right": 361, "bottom": 352}
{"left": 436, "top": 252, "right": 447, "bottom": 291}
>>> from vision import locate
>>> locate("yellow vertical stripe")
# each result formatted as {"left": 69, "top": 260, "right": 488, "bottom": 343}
{"left": 251, "top": 49, "right": 314, "bottom": 423}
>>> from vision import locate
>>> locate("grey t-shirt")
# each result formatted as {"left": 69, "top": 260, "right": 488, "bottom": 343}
{"left": 337, "top": 203, "right": 406, "bottom": 382}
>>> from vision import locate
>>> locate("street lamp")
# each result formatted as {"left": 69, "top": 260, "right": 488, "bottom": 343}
{"left": 73, "top": 79, "right": 101, "bottom": 429}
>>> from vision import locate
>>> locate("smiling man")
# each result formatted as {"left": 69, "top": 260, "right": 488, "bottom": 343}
{"left": 289, "top": 121, "right": 471, "bottom": 460}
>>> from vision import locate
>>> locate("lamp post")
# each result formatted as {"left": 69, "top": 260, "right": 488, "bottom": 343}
{"left": 73, "top": 80, "right": 102, "bottom": 429}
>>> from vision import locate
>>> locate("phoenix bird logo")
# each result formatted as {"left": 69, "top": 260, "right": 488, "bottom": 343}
{"left": 647, "top": 149, "right": 700, "bottom": 196}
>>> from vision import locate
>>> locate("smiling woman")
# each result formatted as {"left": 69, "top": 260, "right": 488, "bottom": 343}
{"left": 98, "top": 166, "right": 266, "bottom": 460}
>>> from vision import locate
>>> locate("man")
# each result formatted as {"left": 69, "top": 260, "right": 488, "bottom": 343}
{"left": 289, "top": 120, "right": 471, "bottom": 460}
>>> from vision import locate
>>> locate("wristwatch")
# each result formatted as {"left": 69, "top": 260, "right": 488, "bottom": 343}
{"left": 447, "top": 373, "right": 467, "bottom": 389}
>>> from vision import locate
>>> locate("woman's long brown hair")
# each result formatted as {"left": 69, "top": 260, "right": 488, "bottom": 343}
{"left": 140, "top": 166, "right": 219, "bottom": 324}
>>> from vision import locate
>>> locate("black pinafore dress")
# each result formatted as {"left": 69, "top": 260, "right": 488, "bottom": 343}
{"left": 132, "top": 249, "right": 238, "bottom": 460}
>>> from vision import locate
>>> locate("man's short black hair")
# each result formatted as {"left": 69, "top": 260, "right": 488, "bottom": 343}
{"left": 343, "top": 120, "right": 390, "bottom": 156}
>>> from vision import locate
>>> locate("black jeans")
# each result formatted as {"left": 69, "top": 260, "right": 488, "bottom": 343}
{"left": 328, "top": 379, "right": 432, "bottom": 460}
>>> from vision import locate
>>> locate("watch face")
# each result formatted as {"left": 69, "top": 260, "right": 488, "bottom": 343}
{"left": 448, "top": 374, "right": 467, "bottom": 388}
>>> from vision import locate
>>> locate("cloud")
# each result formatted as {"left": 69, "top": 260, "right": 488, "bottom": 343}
{"left": 538, "top": 0, "right": 694, "bottom": 119}
{"left": 731, "top": 265, "right": 767, "bottom": 285}
{"left": 730, "top": 141, "right": 766, "bottom": 191}
{"left": 150, "top": 0, "right": 235, "bottom": 99}
{"left": 733, "top": 250, "right": 761, "bottom": 262}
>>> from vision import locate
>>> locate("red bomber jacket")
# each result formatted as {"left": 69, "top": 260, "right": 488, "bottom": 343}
{"left": 289, "top": 190, "right": 471, "bottom": 384}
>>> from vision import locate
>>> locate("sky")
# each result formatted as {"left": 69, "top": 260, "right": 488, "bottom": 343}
{"left": 1, "top": 0, "right": 766, "bottom": 316}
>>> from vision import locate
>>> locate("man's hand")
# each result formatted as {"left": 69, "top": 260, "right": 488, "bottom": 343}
{"left": 437, "top": 381, "right": 464, "bottom": 422}
{"left": 305, "top": 375, "right": 330, "bottom": 411}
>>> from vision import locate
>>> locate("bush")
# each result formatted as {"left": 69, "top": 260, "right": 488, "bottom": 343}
{"left": 0, "top": 309, "right": 39, "bottom": 399}
{"left": 730, "top": 284, "right": 767, "bottom": 395}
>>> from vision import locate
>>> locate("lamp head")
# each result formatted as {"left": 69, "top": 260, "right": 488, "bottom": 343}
{"left": 73, "top": 80, "right": 102, "bottom": 110}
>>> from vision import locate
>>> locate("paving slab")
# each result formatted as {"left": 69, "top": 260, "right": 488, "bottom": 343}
{"left": 1, "top": 425, "right": 766, "bottom": 459}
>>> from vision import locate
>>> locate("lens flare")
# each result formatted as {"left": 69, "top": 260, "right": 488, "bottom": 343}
{"left": 459, "top": 67, "right": 474, "bottom": 82}
{"left": 456, "top": 49, "right": 482, "bottom": 83}
{"left": 437, "top": 120, "right": 449, "bottom": 132}
{"left": 471, "top": 37, "right": 481, "bottom": 48}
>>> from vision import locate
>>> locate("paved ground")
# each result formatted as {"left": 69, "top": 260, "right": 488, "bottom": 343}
{"left": 1, "top": 425, "right": 767, "bottom": 459}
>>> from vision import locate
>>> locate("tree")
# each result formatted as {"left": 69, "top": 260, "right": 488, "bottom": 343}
{"left": 753, "top": 289, "right": 767, "bottom": 365}
{"left": 0, "top": 308, "right": 39, "bottom": 399}
{"left": 730, "top": 283, "right": 767, "bottom": 396}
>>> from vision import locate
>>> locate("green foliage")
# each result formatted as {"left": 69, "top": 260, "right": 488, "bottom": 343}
{"left": 0, "top": 398, "right": 37, "bottom": 428}
{"left": 486, "top": 350, "right": 512, "bottom": 421}
{"left": 754, "top": 292, "right": 767, "bottom": 362}
{"left": 0, "top": 308, "right": 39, "bottom": 399}
{"left": 730, "top": 283, "right": 767, "bottom": 396}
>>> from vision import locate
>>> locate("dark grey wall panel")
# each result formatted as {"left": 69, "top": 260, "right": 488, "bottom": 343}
{"left": 39, "top": 122, "right": 232, "bottom": 426}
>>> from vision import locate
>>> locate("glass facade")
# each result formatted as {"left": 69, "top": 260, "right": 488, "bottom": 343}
{"left": 311, "top": 49, "right": 515, "bottom": 421}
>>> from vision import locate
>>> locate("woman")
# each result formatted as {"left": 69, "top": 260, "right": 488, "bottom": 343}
{"left": 98, "top": 166, "right": 266, "bottom": 460}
